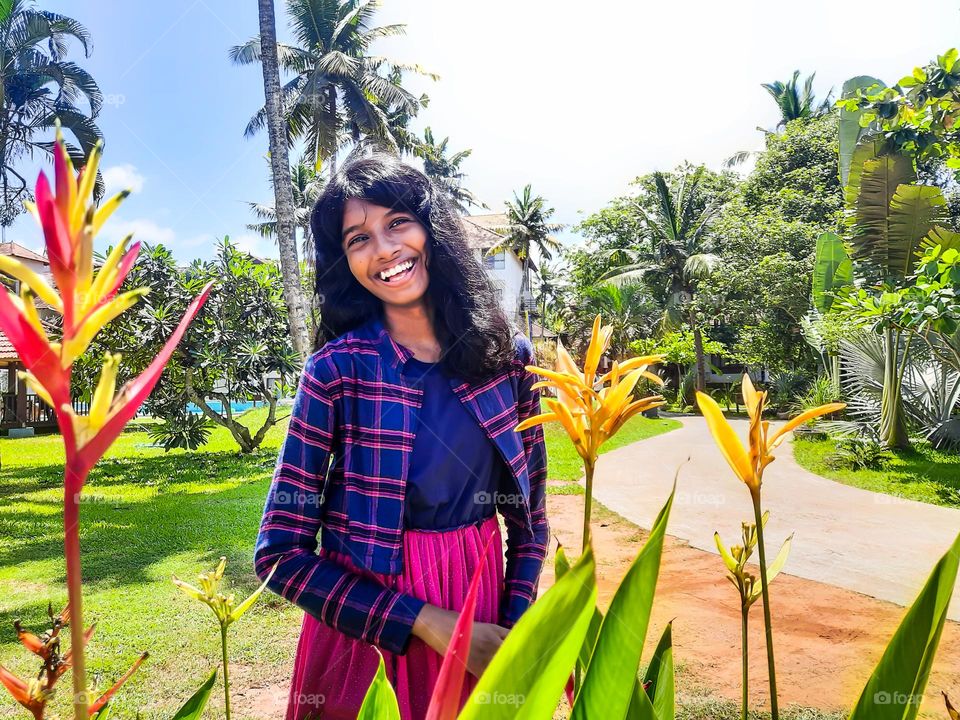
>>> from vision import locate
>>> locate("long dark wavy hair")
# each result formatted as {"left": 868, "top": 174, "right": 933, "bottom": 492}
{"left": 309, "top": 153, "right": 516, "bottom": 382}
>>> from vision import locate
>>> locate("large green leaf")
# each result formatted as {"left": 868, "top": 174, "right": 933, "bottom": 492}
{"left": 171, "top": 669, "right": 218, "bottom": 720}
{"left": 919, "top": 226, "right": 960, "bottom": 256}
{"left": 571, "top": 486, "right": 676, "bottom": 719}
{"left": 888, "top": 185, "right": 947, "bottom": 278}
{"left": 0, "top": 0, "right": 12, "bottom": 23}
{"left": 556, "top": 544, "right": 603, "bottom": 679}
{"left": 813, "top": 232, "right": 853, "bottom": 313}
{"left": 847, "top": 155, "right": 917, "bottom": 273}
{"left": 848, "top": 532, "right": 960, "bottom": 720}
{"left": 844, "top": 136, "right": 902, "bottom": 212}
{"left": 358, "top": 652, "right": 401, "bottom": 720}
{"left": 840, "top": 76, "right": 885, "bottom": 187}
{"left": 460, "top": 545, "right": 598, "bottom": 719}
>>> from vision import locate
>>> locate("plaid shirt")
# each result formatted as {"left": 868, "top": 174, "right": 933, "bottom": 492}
{"left": 254, "top": 314, "right": 549, "bottom": 654}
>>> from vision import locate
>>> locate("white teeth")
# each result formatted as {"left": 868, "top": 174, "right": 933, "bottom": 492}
{"left": 379, "top": 259, "right": 414, "bottom": 281}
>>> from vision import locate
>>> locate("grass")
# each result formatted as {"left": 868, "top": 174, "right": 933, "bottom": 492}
{"left": 793, "top": 436, "right": 960, "bottom": 508}
{"left": 0, "top": 402, "right": 677, "bottom": 718}
{"left": 544, "top": 409, "right": 680, "bottom": 482}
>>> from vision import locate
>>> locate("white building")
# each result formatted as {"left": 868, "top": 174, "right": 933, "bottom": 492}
{"left": 460, "top": 213, "right": 536, "bottom": 333}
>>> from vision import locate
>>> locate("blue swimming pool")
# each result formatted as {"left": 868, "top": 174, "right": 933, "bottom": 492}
{"left": 186, "top": 400, "right": 260, "bottom": 415}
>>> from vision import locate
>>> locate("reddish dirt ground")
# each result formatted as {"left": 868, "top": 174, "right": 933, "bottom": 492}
{"left": 237, "top": 492, "right": 960, "bottom": 718}
{"left": 543, "top": 493, "right": 960, "bottom": 718}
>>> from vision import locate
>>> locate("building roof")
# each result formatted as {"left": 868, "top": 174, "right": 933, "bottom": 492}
{"left": 0, "top": 329, "right": 18, "bottom": 362}
{"left": 0, "top": 242, "right": 47, "bottom": 264}
{"left": 460, "top": 213, "right": 537, "bottom": 271}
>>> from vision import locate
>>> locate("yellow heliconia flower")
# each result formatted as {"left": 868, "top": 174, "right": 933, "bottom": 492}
{"left": 696, "top": 374, "right": 845, "bottom": 493}
{"left": 173, "top": 557, "right": 278, "bottom": 630}
{"left": 515, "top": 314, "right": 666, "bottom": 462}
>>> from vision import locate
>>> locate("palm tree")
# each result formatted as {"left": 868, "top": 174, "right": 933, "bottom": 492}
{"left": 596, "top": 168, "right": 721, "bottom": 392}
{"left": 0, "top": 1, "right": 103, "bottom": 230}
{"left": 255, "top": 0, "right": 311, "bottom": 361}
{"left": 487, "top": 184, "right": 564, "bottom": 338}
{"left": 578, "top": 282, "right": 657, "bottom": 360}
{"left": 247, "top": 155, "right": 326, "bottom": 258}
{"left": 414, "top": 126, "right": 485, "bottom": 213}
{"left": 230, "top": 0, "right": 437, "bottom": 172}
{"left": 762, "top": 70, "right": 833, "bottom": 129}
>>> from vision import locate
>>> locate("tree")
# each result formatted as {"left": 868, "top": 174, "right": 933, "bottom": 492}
{"left": 252, "top": 0, "right": 311, "bottom": 361}
{"left": 230, "top": 0, "right": 436, "bottom": 172}
{"left": 0, "top": 1, "right": 103, "bottom": 229}
{"left": 247, "top": 154, "right": 326, "bottom": 258}
{"left": 414, "top": 127, "right": 485, "bottom": 212}
{"left": 487, "top": 184, "right": 564, "bottom": 337}
{"left": 576, "top": 282, "right": 659, "bottom": 360}
{"left": 592, "top": 167, "right": 729, "bottom": 392}
{"left": 708, "top": 114, "right": 843, "bottom": 373}
{"left": 762, "top": 70, "right": 833, "bottom": 130}
{"left": 78, "top": 240, "right": 299, "bottom": 454}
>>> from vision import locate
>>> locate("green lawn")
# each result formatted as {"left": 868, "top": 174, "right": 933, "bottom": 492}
{"left": 793, "top": 436, "right": 960, "bottom": 508}
{"left": 0, "top": 404, "right": 677, "bottom": 718}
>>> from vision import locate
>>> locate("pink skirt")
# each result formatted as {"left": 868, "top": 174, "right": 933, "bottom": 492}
{"left": 285, "top": 514, "right": 504, "bottom": 720}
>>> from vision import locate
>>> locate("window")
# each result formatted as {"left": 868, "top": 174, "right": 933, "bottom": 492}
{"left": 482, "top": 250, "right": 505, "bottom": 270}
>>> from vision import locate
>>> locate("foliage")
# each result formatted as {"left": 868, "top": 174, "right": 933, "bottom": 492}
{"left": 836, "top": 48, "right": 960, "bottom": 173}
{"left": 630, "top": 327, "right": 725, "bottom": 368}
{"left": 246, "top": 154, "right": 326, "bottom": 257}
{"left": 81, "top": 239, "right": 299, "bottom": 453}
{"left": 708, "top": 115, "right": 842, "bottom": 371}
{"left": 0, "top": 1, "right": 103, "bottom": 226}
{"left": 413, "top": 127, "right": 485, "bottom": 212}
{"left": 824, "top": 436, "right": 891, "bottom": 471}
{"left": 761, "top": 71, "right": 833, "bottom": 130}
{"left": 146, "top": 412, "right": 214, "bottom": 451}
{"left": 229, "top": 0, "right": 436, "bottom": 168}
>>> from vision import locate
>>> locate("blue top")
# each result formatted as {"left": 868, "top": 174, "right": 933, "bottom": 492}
{"left": 401, "top": 356, "right": 505, "bottom": 530}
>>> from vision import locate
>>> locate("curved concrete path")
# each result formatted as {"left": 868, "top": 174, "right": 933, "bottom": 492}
{"left": 587, "top": 415, "right": 960, "bottom": 620}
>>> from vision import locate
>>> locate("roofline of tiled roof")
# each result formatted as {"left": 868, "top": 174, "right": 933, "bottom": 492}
{"left": 0, "top": 242, "right": 47, "bottom": 264}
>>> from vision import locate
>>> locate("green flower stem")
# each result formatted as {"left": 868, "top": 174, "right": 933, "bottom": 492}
{"left": 582, "top": 459, "right": 595, "bottom": 554}
{"left": 751, "top": 490, "right": 778, "bottom": 720}
{"left": 221, "top": 625, "right": 232, "bottom": 720}
{"left": 65, "top": 461, "right": 89, "bottom": 720}
{"left": 741, "top": 603, "right": 749, "bottom": 720}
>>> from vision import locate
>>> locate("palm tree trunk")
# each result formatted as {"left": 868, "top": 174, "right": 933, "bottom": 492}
{"left": 257, "top": 0, "right": 311, "bottom": 362}
{"left": 691, "top": 310, "right": 707, "bottom": 393}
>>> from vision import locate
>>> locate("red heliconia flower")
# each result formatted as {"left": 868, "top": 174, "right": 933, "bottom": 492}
{"left": 0, "top": 664, "right": 46, "bottom": 720}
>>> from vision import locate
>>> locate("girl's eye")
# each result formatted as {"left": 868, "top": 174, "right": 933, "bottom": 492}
{"left": 391, "top": 217, "right": 410, "bottom": 228}
{"left": 347, "top": 235, "right": 367, "bottom": 247}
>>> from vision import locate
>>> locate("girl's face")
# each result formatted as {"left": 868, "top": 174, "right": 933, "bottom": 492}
{"left": 340, "top": 198, "right": 431, "bottom": 309}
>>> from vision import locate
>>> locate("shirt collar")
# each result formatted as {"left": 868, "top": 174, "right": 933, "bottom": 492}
{"left": 365, "top": 313, "right": 416, "bottom": 371}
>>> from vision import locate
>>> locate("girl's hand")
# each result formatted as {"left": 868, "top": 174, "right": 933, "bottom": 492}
{"left": 412, "top": 604, "right": 509, "bottom": 676}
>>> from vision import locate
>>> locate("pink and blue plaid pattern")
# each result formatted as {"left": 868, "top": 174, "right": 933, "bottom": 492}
{"left": 254, "top": 315, "right": 549, "bottom": 654}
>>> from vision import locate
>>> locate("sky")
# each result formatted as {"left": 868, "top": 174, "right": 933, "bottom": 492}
{"left": 7, "top": 0, "right": 960, "bottom": 262}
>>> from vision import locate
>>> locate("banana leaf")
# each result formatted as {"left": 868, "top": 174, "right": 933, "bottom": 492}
{"left": 848, "top": 531, "right": 960, "bottom": 720}
{"left": 812, "top": 232, "right": 852, "bottom": 313}
{"left": 840, "top": 76, "right": 885, "bottom": 187}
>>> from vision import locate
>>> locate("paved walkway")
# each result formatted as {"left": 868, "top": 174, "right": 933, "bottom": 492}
{"left": 587, "top": 415, "right": 960, "bottom": 620}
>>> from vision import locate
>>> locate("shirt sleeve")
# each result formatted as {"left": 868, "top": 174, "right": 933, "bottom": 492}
{"left": 499, "top": 334, "right": 550, "bottom": 627}
{"left": 253, "top": 352, "right": 426, "bottom": 655}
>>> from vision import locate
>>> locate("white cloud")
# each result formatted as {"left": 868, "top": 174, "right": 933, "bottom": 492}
{"left": 102, "top": 164, "right": 145, "bottom": 194}
{"left": 101, "top": 218, "right": 176, "bottom": 247}
{"left": 230, "top": 233, "right": 278, "bottom": 260}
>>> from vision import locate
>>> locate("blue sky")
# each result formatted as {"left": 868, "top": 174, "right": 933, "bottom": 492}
{"left": 8, "top": 0, "right": 960, "bottom": 261}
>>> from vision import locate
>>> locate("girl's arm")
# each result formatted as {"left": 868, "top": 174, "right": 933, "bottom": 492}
{"left": 254, "top": 352, "right": 426, "bottom": 655}
{"left": 499, "top": 335, "right": 550, "bottom": 627}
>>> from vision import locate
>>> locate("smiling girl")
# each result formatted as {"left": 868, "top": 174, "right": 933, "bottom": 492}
{"left": 254, "top": 154, "right": 549, "bottom": 719}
